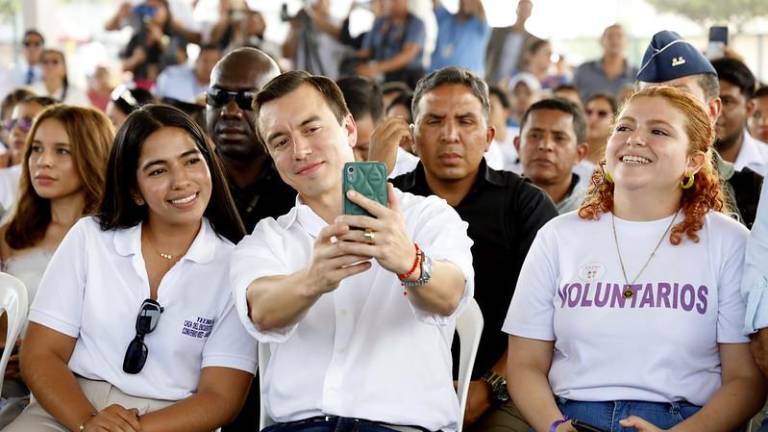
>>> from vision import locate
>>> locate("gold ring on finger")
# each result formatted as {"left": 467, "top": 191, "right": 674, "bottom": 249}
{"left": 363, "top": 229, "right": 376, "bottom": 244}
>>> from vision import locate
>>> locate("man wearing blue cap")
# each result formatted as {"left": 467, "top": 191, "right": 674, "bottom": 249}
{"left": 637, "top": 30, "right": 763, "bottom": 230}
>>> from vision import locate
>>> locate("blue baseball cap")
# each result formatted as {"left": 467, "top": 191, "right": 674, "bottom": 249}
{"left": 636, "top": 30, "right": 716, "bottom": 83}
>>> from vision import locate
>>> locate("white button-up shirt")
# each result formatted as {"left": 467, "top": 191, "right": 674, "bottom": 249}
{"left": 29, "top": 217, "right": 257, "bottom": 400}
{"left": 734, "top": 129, "right": 768, "bottom": 175}
{"left": 231, "top": 190, "right": 474, "bottom": 432}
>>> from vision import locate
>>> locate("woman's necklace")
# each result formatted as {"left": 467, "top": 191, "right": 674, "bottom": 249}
{"left": 144, "top": 233, "right": 179, "bottom": 261}
{"left": 611, "top": 210, "right": 679, "bottom": 299}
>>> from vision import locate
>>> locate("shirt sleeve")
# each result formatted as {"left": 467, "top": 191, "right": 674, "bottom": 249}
{"left": 743, "top": 182, "right": 768, "bottom": 334}
{"left": 28, "top": 218, "right": 90, "bottom": 338}
{"left": 230, "top": 219, "right": 297, "bottom": 343}
{"left": 201, "top": 297, "right": 258, "bottom": 374}
{"left": 502, "top": 221, "right": 559, "bottom": 340}
{"left": 404, "top": 15, "right": 426, "bottom": 47}
{"left": 406, "top": 194, "right": 474, "bottom": 325}
{"left": 717, "top": 221, "right": 750, "bottom": 343}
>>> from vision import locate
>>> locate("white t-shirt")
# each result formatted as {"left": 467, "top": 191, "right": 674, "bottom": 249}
{"left": 0, "top": 165, "right": 21, "bottom": 215}
{"left": 29, "top": 217, "right": 257, "bottom": 401}
{"left": 503, "top": 211, "right": 749, "bottom": 406}
{"left": 231, "top": 191, "right": 474, "bottom": 432}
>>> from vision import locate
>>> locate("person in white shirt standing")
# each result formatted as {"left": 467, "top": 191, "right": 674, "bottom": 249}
{"left": 231, "top": 70, "right": 474, "bottom": 432}
{"left": 505, "top": 86, "right": 765, "bottom": 432}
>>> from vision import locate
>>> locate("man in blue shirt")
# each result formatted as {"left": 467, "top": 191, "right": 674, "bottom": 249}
{"left": 430, "top": 0, "right": 490, "bottom": 76}
{"left": 356, "top": 0, "right": 426, "bottom": 88}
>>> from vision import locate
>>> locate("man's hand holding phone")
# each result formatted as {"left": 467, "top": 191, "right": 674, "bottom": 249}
{"left": 335, "top": 183, "right": 418, "bottom": 277}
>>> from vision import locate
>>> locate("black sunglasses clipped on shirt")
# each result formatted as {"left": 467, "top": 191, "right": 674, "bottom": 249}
{"left": 206, "top": 88, "right": 257, "bottom": 111}
{"left": 122, "top": 298, "right": 164, "bottom": 374}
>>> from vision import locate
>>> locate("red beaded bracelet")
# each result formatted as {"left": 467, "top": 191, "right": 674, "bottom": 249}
{"left": 397, "top": 243, "right": 421, "bottom": 281}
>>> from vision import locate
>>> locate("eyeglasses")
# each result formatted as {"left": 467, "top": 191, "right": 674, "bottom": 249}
{"left": 206, "top": 88, "right": 256, "bottom": 111}
{"left": 585, "top": 108, "right": 611, "bottom": 119}
{"left": 23, "top": 40, "right": 42, "bottom": 48}
{"left": 2, "top": 117, "right": 33, "bottom": 133}
{"left": 123, "top": 298, "right": 163, "bottom": 374}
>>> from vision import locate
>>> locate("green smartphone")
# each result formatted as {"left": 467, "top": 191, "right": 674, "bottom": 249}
{"left": 342, "top": 161, "right": 388, "bottom": 217}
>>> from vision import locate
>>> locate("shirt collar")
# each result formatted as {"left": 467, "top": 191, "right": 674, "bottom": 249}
{"left": 112, "top": 218, "right": 218, "bottom": 264}
{"left": 283, "top": 195, "right": 327, "bottom": 239}
{"left": 734, "top": 129, "right": 767, "bottom": 172}
{"left": 404, "top": 158, "right": 505, "bottom": 194}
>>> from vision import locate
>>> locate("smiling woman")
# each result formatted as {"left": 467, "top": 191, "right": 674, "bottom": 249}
{"left": 504, "top": 86, "right": 766, "bottom": 432}
{"left": 4, "top": 105, "right": 254, "bottom": 432}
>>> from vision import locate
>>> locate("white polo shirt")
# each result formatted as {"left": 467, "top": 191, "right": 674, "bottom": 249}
{"left": 29, "top": 217, "right": 257, "bottom": 401}
{"left": 734, "top": 129, "right": 768, "bottom": 175}
{"left": 231, "top": 190, "right": 474, "bottom": 432}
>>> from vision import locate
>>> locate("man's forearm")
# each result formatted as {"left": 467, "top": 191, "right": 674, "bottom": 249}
{"left": 406, "top": 260, "right": 465, "bottom": 316}
{"left": 246, "top": 270, "right": 323, "bottom": 331}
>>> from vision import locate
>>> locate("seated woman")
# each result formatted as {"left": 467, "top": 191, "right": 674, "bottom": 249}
{"left": 7, "top": 105, "right": 254, "bottom": 432}
{"left": 31, "top": 49, "right": 90, "bottom": 107}
{"left": 504, "top": 86, "right": 766, "bottom": 432}
{"left": 0, "top": 105, "right": 114, "bottom": 428}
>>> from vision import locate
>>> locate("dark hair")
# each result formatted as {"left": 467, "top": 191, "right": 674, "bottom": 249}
{"left": 98, "top": 104, "right": 245, "bottom": 243}
{"left": 254, "top": 70, "right": 350, "bottom": 127}
{"left": 520, "top": 97, "right": 587, "bottom": 144}
{"left": 22, "top": 95, "right": 59, "bottom": 108}
{"left": 199, "top": 43, "right": 222, "bottom": 53}
{"left": 553, "top": 83, "right": 578, "bottom": 95}
{"left": 488, "top": 85, "right": 511, "bottom": 109}
{"left": 7, "top": 105, "right": 114, "bottom": 249}
{"left": 381, "top": 81, "right": 411, "bottom": 97}
{"left": 755, "top": 85, "right": 768, "bottom": 99}
{"left": 711, "top": 57, "right": 755, "bottom": 99}
{"left": 23, "top": 29, "right": 44, "bottom": 44}
{"left": 412, "top": 67, "right": 490, "bottom": 121}
{"left": 112, "top": 86, "right": 156, "bottom": 116}
{"left": 526, "top": 38, "right": 550, "bottom": 55}
{"left": 336, "top": 76, "right": 384, "bottom": 123}
{"left": 585, "top": 92, "right": 618, "bottom": 115}
{"left": 386, "top": 91, "right": 413, "bottom": 122}
{"left": 1, "top": 88, "right": 35, "bottom": 119}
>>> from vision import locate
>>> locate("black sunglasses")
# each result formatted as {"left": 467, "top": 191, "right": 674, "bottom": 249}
{"left": 123, "top": 298, "right": 163, "bottom": 374}
{"left": 206, "top": 88, "right": 256, "bottom": 110}
{"left": 23, "top": 40, "right": 42, "bottom": 48}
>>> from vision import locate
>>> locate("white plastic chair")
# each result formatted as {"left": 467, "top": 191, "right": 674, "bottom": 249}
{"left": 257, "top": 298, "right": 484, "bottom": 432}
{"left": 0, "top": 272, "right": 28, "bottom": 394}
{"left": 455, "top": 298, "right": 483, "bottom": 432}
{"left": 258, "top": 342, "right": 274, "bottom": 430}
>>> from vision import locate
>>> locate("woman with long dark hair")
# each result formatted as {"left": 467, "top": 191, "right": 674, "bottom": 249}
{"left": 6, "top": 105, "right": 253, "bottom": 432}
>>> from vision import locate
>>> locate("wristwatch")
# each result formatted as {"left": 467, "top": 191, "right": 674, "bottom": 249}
{"left": 481, "top": 371, "right": 510, "bottom": 404}
{"left": 401, "top": 250, "right": 432, "bottom": 288}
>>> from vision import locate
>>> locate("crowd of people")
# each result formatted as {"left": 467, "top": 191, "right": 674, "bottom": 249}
{"left": 0, "top": 1, "right": 767, "bottom": 432}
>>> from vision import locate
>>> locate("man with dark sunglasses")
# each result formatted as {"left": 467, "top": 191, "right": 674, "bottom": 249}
{"left": 205, "top": 47, "right": 296, "bottom": 234}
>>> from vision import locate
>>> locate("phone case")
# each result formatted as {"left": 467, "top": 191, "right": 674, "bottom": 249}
{"left": 342, "top": 162, "right": 387, "bottom": 216}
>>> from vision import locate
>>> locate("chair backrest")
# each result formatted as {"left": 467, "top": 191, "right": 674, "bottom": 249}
{"left": 0, "top": 272, "right": 28, "bottom": 394}
{"left": 257, "top": 298, "right": 485, "bottom": 432}
{"left": 258, "top": 342, "right": 274, "bottom": 429}
{"left": 455, "top": 298, "right": 483, "bottom": 432}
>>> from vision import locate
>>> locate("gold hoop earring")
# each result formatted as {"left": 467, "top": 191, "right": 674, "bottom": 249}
{"left": 681, "top": 173, "right": 695, "bottom": 189}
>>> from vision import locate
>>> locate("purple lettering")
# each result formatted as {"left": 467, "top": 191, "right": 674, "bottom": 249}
{"left": 629, "top": 284, "right": 642, "bottom": 308}
{"left": 594, "top": 282, "right": 610, "bottom": 307}
{"left": 657, "top": 282, "right": 672, "bottom": 308}
{"left": 558, "top": 284, "right": 569, "bottom": 308}
{"left": 696, "top": 285, "right": 708, "bottom": 314}
{"left": 680, "top": 284, "right": 695, "bottom": 311}
{"left": 580, "top": 283, "right": 593, "bottom": 307}
{"left": 610, "top": 283, "right": 627, "bottom": 308}
{"left": 568, "top": 283, "right": 582, "bottom": 307}
{"left": 638, "top": 283, "right": 655, "bottom": 308}
{"left": 672, "top": 283, "right": 679, "bottom": 309}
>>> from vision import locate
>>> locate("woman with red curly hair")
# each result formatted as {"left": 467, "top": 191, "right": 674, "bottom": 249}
{"left": 502, "top": 86, "right": 765, "bottom": 432}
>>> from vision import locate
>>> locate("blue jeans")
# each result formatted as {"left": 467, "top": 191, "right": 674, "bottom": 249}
{"left": 555, "top": 398, "right": 701, "bottom": 431}
{"left": 262, "top": 416, "right": 431, "bottom": 432}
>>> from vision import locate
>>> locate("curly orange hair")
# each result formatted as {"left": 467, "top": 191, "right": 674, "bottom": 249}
{"left": 578, "top": 86, "right": 725, "bottom": 245}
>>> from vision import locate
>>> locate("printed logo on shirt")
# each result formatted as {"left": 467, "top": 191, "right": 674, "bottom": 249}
{"left": 181, "top": 316, "right": 215, "bottom": 339}
{"left": 557, "top": 281, "right": 708, "bottom": 314}
{"left": 578, "top": 263, "right": 605, "bottom": 283}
